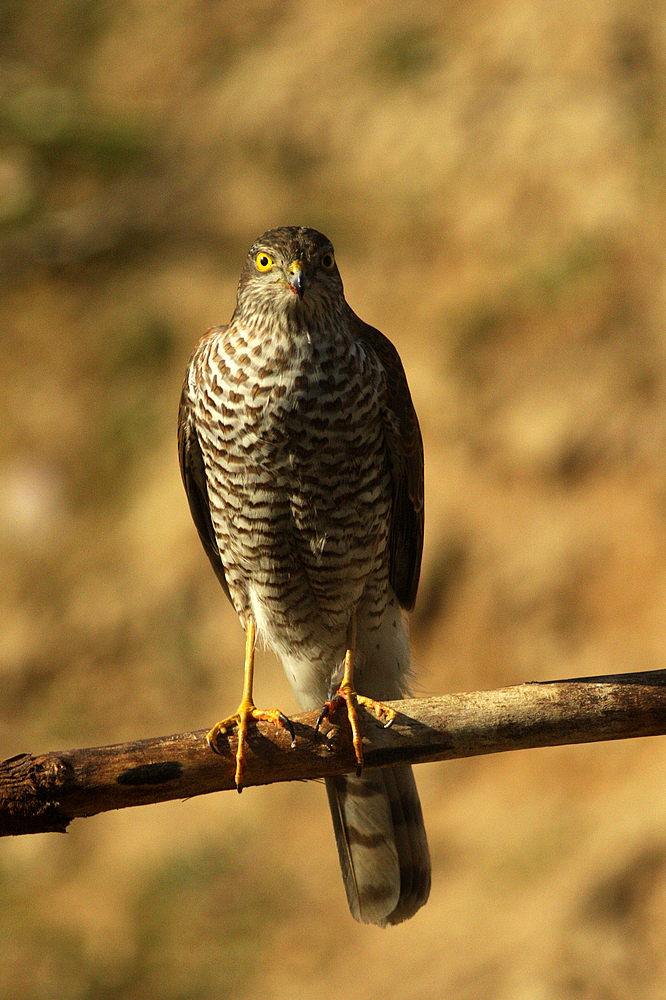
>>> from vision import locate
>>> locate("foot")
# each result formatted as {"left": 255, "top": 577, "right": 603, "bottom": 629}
{"left": 206, "top": 701, "right": 295, "bottom": 792}
{"left": 315, "top": 685, "right": 396, "bottom": 775}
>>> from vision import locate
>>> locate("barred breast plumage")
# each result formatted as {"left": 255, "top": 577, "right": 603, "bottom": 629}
{"left": 179, "top": 226, "right": 430, "bottom": 926}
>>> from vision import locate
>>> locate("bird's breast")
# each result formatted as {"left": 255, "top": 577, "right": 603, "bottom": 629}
{"left": 197, "top": 334, "right": 385, "bottom": 485}
{"left": 192, "top": 327, "right": 393, "bottom": 651}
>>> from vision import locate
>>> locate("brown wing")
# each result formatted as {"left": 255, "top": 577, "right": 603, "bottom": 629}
{"left": 178, "top": 332, "right": 231, "bottom": 602}
{"left": 351, "top": 311, "right": 424, "bottom": 611}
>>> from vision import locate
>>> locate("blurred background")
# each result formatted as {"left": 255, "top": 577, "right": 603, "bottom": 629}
{"left": 2, "top": 0, "right": 666, "bottom": 996}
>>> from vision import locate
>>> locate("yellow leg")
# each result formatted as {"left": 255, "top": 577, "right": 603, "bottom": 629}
{"left": 206, "top": 617, "right": 294, "bottom": 791}
{"left": 315, "top": 612, "right": 396, "bottom": 775}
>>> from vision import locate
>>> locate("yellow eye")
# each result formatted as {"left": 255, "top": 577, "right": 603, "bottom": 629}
{"left": 255, "top": 252, "right": 274, "bottom": 271}
{"left": 321, "top": 251, "right": 335, "bottom": 270}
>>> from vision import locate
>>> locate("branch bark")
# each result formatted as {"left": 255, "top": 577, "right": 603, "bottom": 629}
{"left": 3, "top": 669, "right": 666, "bottom": 837}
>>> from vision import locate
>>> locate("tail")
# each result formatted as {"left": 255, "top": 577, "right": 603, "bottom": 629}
{"left": 281, "top": 588, "right": 431, "bottom": 926}
{"left": 325, "top": 765, "right": 430, "bottom": 926}
{"left": 324, "top": 590, "right": 430, "bottom": 926}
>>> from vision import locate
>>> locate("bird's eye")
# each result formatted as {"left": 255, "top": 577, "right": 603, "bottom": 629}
{"left": 255, "top": 252, "right": 274, "bottom": 271}
{"left": 321, "top": 252, "right": 335, "bottom": 270}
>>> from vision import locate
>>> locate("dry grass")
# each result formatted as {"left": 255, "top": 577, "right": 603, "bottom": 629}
{"left": 2, "top": 0, "right": 666, "bottom": 995}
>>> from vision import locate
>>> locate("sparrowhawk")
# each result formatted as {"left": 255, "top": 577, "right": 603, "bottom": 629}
{"left": 178, "top": 226, "right": 430, "bottom": 926}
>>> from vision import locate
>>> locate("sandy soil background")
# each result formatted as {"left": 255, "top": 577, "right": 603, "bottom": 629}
{"left": 2, "top": 1, "right": 666, "bottom": 996}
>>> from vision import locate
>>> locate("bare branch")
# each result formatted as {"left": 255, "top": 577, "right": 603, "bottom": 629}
{"left": 2, "top": 669, "right": 666, "bottom": 837}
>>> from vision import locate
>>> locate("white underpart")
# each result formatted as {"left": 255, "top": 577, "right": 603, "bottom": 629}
{"left": 273, "top": 585, "right": 411, "bottom": 711}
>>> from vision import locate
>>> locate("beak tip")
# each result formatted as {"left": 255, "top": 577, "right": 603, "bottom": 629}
{"left": 289, "top": 272, "right": 305, "bottom": 300}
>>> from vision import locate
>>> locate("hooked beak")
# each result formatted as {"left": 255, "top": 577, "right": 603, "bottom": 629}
{"left": 288, "top": 260, "right": 306, "bottom": 300}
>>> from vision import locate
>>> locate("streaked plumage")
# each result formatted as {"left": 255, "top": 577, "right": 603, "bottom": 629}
{"left": 179, "top": 226, "right": 430, "bottom": 925}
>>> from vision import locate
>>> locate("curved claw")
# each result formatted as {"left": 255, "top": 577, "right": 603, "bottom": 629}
{"left": 315, "top": 702, "right": 331, "bottom": 734}
{"left": 279, "top": 711, "right": 296, "bottom": 748}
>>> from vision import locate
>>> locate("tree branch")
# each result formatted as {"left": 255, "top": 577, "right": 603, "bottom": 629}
{"left": 3, "top": 669, "right": 666, "bottom": 837}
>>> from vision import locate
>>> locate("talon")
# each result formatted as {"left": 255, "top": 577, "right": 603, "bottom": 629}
{"left": 315, "top": 703, "right": 331, "bottom": 734}
{"left": 279, "top": 711, "right": 296, "bottom": 748}
{"left": 206, "top": 724, "right": 227, "bottom": 755}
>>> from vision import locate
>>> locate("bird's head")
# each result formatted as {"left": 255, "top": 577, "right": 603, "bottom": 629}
{"left": 235, "top": 226, "right": 345, "bottom": 327}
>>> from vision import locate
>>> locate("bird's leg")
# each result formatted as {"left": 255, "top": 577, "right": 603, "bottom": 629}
{"left": 315, "top": 611, "right": 397, "bottom": 776}
{"left": 206, "top": 616, "right": 295, "bottom": 792}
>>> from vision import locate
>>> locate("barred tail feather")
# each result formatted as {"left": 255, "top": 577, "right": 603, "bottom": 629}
{"left": 381, "top": 765, "right": 431, "bottom": 925}
{"left": 325, "top": 764, "right": 430, "bottom": 927}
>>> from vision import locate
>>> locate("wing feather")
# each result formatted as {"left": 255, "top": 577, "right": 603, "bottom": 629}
{"left": 178, "top": 331, "right": 231, "bottom": 601}
{"left": 351, "top": 311, "right": 424, "bottom": 611}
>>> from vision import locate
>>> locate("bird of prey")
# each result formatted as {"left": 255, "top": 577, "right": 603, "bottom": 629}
{"left": 178, "top": 226, "right": 430, "bottom": 926}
